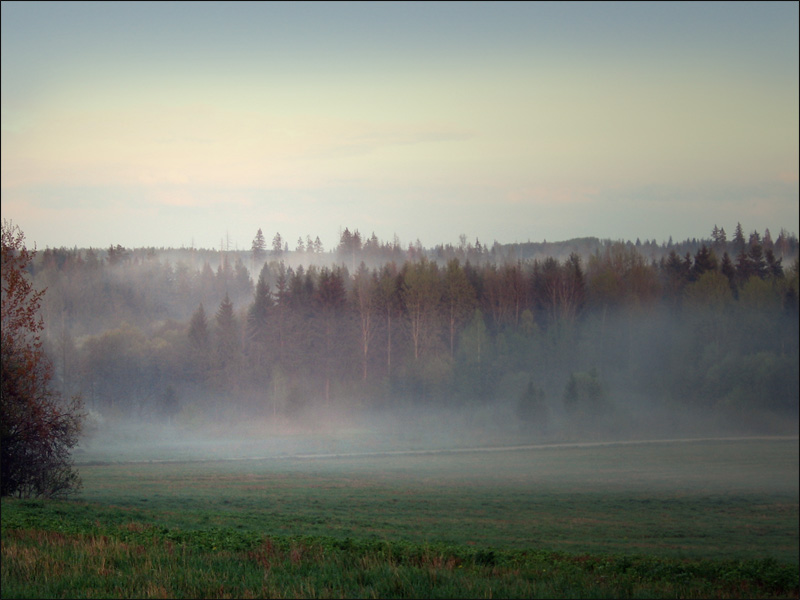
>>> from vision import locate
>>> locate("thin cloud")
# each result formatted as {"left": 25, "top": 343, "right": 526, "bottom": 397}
{"left": 300, "top": 123, "right": 474, "bottom": 161}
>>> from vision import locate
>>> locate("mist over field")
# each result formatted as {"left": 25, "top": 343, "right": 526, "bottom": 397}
{"left": 3, "top": 6, "right": 798, "bottom": 597}
{"left": 5, "top": 223, "right": 800, "bottom": 600}
{"left": 22, "top": 228, "right": 796, "bottom": 466}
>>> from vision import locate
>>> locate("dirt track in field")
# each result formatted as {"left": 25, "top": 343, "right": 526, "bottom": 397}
{"left": 288, "top": 435, "right": 799, "bottom": 460}
{"left": 75, "top": 434, "right": 798, "bottom": 466}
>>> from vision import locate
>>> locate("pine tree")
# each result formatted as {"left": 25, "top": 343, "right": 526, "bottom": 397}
{"left": 733, "top": 222, "right": 746, "bottom": 255}
{"left": 735, "top": 249, "right": 753, "bottom": 283}
{"left": 747, "top": 235, "right": 768, "bottom": 279}
{"left": 720, "top": 252, "right": 737, "bottom": 293}
{"left": 711, "top": 225, "right": 727, "bottom": 252}
{"left": 271, "top": 232, "right": 284, "bottom": 257}
{"left": 663, "top": 250, "right": 691, "bottom": 301}
{"left": 188, "top": 303, "right": 211, "bottom": 379}
{"left": 233, "top": 258, "right": 252, "bottom": 297}
{"left": 215, "top": 293, "right": 242, "bottom": 388}
{"left": 763, "top": 228, "right": 774, "bottom": 251}
{"left": 246, "top": 266, "right": 275, "bottom": 380}
{"left": 691, "top": 245, "right": 718, "bottom": 281}
{"left": 764, "top": 249, "right": 783, "bottom": 279}
{"left": 315, "top": 266, "right": 347, "bottom": 403}
{"left": 188, "top": 303, "right": 209, "bottom": 349}
{"left": 251, "top": 228, "right": 266, "bottom": 260}
{"left": 249, "top": 268, "right": 274, "bottom": 322}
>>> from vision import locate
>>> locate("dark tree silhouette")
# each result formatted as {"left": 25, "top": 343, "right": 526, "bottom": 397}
{"left": 1, "top": 220, "right": 83, "bottom": 498}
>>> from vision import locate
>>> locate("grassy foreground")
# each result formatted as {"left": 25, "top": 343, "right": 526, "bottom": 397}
{"left": 2, "top": 437, "right": 798, "bottom": 598}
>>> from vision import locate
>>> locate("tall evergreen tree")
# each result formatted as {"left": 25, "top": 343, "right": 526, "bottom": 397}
{"left": 246, "top": 266, "right": 275, "bottom": 376}
{"left": 251, "top": 229, "right": 266, "bottom": 261}
{"left": 735, "top": 249, "right": 754, "bottom": 284}
{"left": 315, "top": 266, "right": 348, "bottom": 402}
{"left": 188, "top": 303, "right": 209, "bottom": 349}
{"left": 233, "top": 258, "right": 253, "bottom": 298}
{"left": 715, "top": 226, "right": 727, "bottom": 252}
{"left": 215, "top": 293, "right": 241, "bottom": 387}
{"left": 733, "top": 222, "right": 746, "bottom": 255}
{"left": 271, "top": 232, "right": 284, "bottom": 258}
{"left": 720, "top": 252, "right": 737, "bottom": 294}
{"left": 763, "top": 228, "right": 774, "bottom": 251}
{"left": 764, "top": 248, "right": 784, "bottom": 279}
{"left": 691, "top": 244, "right": 718, "bottom": 281}
{"left": 747, "top": 236, "right": 768, "bottom": 280}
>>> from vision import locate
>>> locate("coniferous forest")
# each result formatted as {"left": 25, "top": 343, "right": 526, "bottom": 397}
{"left": 30, "top": 224, "right": 799, "bottom": 441}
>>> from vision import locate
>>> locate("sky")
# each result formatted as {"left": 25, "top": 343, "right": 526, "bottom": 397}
{"left": 2, "top": 1, "right": 798, "bottom": 252}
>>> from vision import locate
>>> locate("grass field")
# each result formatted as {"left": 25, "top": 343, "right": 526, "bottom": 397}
{"left": 2, "top": 436, "right": 798, "bottom": 598}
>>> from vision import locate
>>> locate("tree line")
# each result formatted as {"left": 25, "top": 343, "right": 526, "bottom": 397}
{"left": 28, "top": 223, "right": 798, "bottom": 433}
{"left": 5, "top": 220, "right": 797, "bottom": 498}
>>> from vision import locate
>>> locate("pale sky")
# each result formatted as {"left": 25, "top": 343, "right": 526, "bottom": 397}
{"left": 2, "top": 1, "right": 798, "bottom": 251}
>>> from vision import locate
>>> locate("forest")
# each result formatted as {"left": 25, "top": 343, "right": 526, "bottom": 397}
{"left": 28, "top": 223, "right": 800, "bottom": 441}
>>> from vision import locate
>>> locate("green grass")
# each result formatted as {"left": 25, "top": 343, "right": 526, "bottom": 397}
{"left": 2, "top": 438, "right": 798, "bottom": 598}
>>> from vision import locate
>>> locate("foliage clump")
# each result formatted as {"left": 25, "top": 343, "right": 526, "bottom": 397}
{"left": 517, "top": 378, "right": 549, "bottom": 433}
{"left": 1, "top": 220, "right": 83, "bottom": 498}
{"left": 563, "top": 368, "right": 610, "bottom": 421}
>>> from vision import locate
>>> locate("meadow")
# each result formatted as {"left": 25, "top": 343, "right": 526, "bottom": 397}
{"left": 2, "top": 436, "right": 798, "bottom": 598}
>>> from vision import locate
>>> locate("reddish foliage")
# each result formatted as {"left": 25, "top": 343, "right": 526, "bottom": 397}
{"left": 1, "top": 220, "right": 83, "bottom": 497}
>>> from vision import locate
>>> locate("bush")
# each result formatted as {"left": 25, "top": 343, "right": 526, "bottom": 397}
{"left": 1, "top": 220, "right": 83, "bottom": 498}
{"left": 563, "top": 368, "right": 610, "bottom": 421}
{"left": 517, "top": 378, "right": 549, "bottom": 432}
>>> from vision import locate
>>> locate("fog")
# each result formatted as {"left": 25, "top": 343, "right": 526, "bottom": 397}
{"left": 26, "top": 232, "right": 798, "bottom": 466}
{"left": 74, "top": 388, "right": 798, "bottom": 467}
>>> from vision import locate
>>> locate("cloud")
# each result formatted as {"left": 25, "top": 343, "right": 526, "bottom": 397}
{"left": 143, "top": 187, "right": 256, "bottom": 210}
{"left": 1, "top": 96, "right": 476, "bottom": 193}
{"left": 304, "top": 124, "right": 474, "bottom": 160}
{"left": 505, "top": 185, "right": 600, "bottom": 207}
